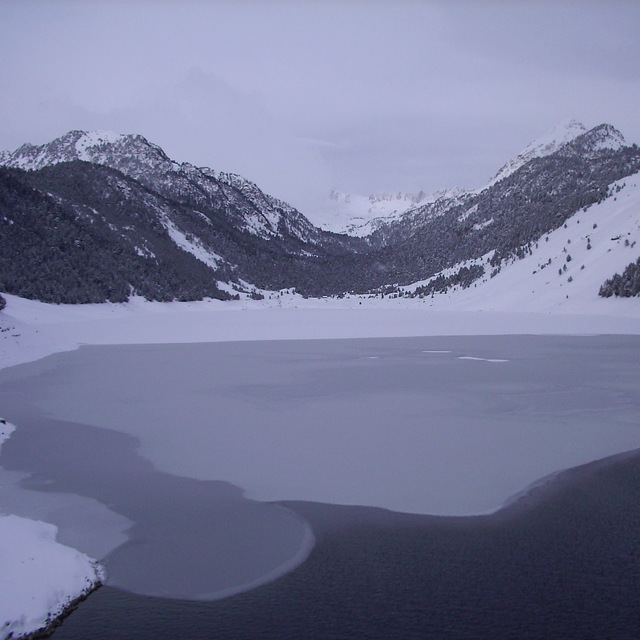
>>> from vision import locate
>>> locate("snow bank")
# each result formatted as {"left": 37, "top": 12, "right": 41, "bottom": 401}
{"left": 0, "top": 514, "right": 103, "bottom": 640}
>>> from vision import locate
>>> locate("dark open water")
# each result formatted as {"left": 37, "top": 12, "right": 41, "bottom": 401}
{"left": 52, "top": 450, "right": 640, "bottom": 640}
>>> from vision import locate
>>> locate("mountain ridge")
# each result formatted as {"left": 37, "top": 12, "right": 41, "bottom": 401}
{"left": 0, "top": 130, "right": 324, "bottom": 244}
{"left": 1, "top": 122, "right": 638, "bottom": 304}
{"left": 316, "top": 120, "right": 629, "bottom": 236}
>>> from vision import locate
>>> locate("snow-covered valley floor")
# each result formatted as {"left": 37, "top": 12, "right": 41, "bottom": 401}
{"left": 0, "top": 293, "right": 639, "bottom": 638}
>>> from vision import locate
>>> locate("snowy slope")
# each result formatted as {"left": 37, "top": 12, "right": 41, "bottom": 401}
{"left": 0, "top": 130, "right": 126, "bottom": 170}
{"left": 314, "top": 120, "right": 630, "bottom": 241}
{"left": 314, "top": 120, "right": 621, "bottom": 235}
{"left": 413, "top": 176, "right": 640, "bottom": 313}
{"left": 487, "top": 120, "right": 628, "bottom": 188}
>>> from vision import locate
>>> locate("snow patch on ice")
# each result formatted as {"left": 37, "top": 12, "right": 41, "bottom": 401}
{"left": 0, "top": 420, "right": 109, "bottom": 639}
{"left": 458, "top": 356, "right": 510, "bottom": 363}
{"left": 0, "top": 419, "right": 15, "bottom": 449}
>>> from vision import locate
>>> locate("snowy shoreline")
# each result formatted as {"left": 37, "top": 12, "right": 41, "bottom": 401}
{"left": 0, "top": 514, "right": 104, "bottom": 640}
{"left": 1, "top": 291, "right": 640, "bottom": 374}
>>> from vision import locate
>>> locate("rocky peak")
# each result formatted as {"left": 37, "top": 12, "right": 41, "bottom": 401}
{"left": 559, "top": 123, "right": 627, "bottom": 158}
{"left": 488, "top": 120, "right": 589, "bottom": 187}
{"left": 0, "top": 130, "right": 174, "bottom": 178}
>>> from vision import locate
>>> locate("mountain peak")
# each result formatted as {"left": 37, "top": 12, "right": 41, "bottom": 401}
{"left": 527, "top": 119, "right": 588, "bottom": 150}
{"left": 0, "top": 129, "right": 167, "bottom": 173}
{"left": 0, "top": 129, "right": 323, "bottom": 242}
{"left": 488, "top": 120, "right": 589, "bottom": 187}
{"left": 561, "top": 123, "right": 626, "bottom": 156}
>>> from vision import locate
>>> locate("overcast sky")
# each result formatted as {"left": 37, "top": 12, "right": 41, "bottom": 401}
{"left": 2, "top": 0, "right": 639, "bottom": 217}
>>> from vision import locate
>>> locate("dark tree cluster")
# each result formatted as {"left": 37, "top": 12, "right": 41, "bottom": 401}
{"left": 412, "top": 264, "right": 485, "bottom": 297}
{"left": 599, "top": 257, "right": 640, "bottom": 298}
{"left": 0, "top": 166, "right": 231, "bottom": 303}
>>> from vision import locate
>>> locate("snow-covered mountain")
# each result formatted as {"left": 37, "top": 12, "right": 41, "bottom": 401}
{"left": 487, "top": 120, "right": 628, "bottom": 188}
{"left": 487, "top": 119, "right": 589, "bottom": 187}
{"left": 315, "top": 187, "right": 468, "bottom": 236}
{"left": 317, "top": 120, "right": 628, "bottom": 238}
{"left": 363, "top": 121, "right": 638, "bottom": 254}
{"left": 398, "top": 174, "right": 640, "bottom": 311}
{"left": 0, "top": 130, "right": 366, "bottom": 302}
{"left": 0, "top": 121, "right": 638, "bottom": 304}
{"left": 0, "top": 130, "right": 320, "bottom": 243}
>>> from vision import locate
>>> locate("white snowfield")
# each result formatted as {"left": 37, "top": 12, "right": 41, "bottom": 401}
{"left": 0, "top": 172, "right": 639, "bottom": 634}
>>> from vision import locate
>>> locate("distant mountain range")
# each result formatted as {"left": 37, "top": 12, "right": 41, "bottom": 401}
{"left": 319, "top": 187, "right": 468, "bottom": 236}
{"left": 0, "top": 122, "right": 639, "bottom": 304}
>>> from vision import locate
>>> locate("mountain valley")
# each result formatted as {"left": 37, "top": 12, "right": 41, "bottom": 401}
{"left": 1, "top": 122, "right": 639, "bottom": 306}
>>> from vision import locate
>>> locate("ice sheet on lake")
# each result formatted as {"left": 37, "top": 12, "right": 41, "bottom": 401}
{"left": 2, "top": 334, "right": 638, "bottom": 517}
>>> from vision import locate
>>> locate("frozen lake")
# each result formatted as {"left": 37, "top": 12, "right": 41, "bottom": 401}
{"left": 1, "top": 334, "right": 639, "bottom": 601}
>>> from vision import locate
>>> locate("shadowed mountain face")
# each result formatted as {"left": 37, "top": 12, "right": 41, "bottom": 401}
{"left": 0, "top": 124, "right": 638, "bottom": 303}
